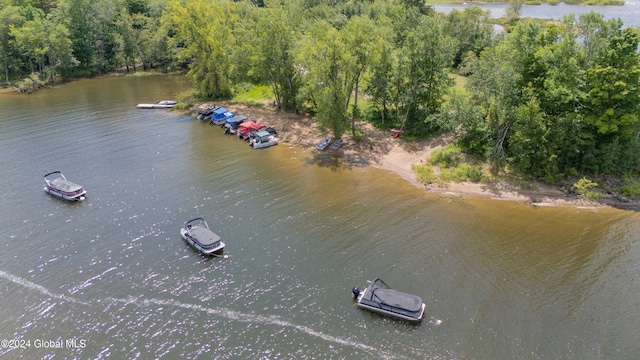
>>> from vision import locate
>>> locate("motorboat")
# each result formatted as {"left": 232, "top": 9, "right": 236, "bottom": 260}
{"left": 137, "top": 100, "right": 177, "bottom": 109}
{"left": 180, "top": 218, "right": 225, "bottom": 256}
{"left": 250, "top": 130, "right": 278, "bottom": 149}
{"left": 246, "top": 126, "right": 277, "bottom": 142}
{"left": 237, "top": 121, "right": 265, "bottom": 140}
{"left": 352, "top": 278, "right": 425, "bottom": 322}
{"left": 197, "top": 104, "right": 219, "bottom": 120}
{"left": 223, "top": 115, "right": 248, "bottom": 132}
{"left": 208, "top": 107, "right": 234, "bottom": 125}
{"left": 315, "top": 137, "right": 332, "bottom": 150}
{"left": 43, "top": 171, "right": 87, "bottom": 201}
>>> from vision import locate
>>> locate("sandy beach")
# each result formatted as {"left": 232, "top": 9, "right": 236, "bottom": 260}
{"left": 196, "top": 102, "right": 636, "bottom": 210}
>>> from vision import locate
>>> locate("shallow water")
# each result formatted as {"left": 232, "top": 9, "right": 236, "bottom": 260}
{"left": 0, "top": 75, "right": 639, "bottom": 359}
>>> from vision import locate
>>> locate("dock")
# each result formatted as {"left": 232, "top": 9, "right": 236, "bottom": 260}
{"left": 136, "top": 103, "right": 175, "bottom": 109}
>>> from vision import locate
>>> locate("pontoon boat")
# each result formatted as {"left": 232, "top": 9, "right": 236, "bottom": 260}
{"left": 352, "top": 278, "right": 425, "bottom": 322}
{"left": 43, "top": 171, "right": 87, "bottom": 201}
{"left": 180, "top": 218, "right": 225, "bottom": 256}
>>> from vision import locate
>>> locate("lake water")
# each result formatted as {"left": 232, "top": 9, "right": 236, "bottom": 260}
{"left": 1, "top": 75, "right": 639, "bottom": 359}
{"left": 434, "top": 0, "right": 640, "bottom": 27}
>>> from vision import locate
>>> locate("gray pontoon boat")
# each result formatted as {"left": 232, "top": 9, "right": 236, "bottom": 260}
{"left": 180, "top": 218, "right": 225, "bottom": 256}
{"left": 352, "top": 278, "right": 425, "bottom": 322}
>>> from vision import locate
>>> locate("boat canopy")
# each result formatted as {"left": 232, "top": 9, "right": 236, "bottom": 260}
{"left": 44, "top": 171, "right": 84, "bottom": 193}
{"left": 368, "top": 287, "right": 423, "bottom": 313}
{"left": 255, "top": 130, "right": 270, "bottom": 138}
{"left": 213, "top": 107, "right": 227, "bottom": 115}
{"left": 189, "top": 227, "right": 221, "bottom": 247}
{"left": 185, "top": 218, "right": 221, "bottom": 248}
{"left": 358, "top": 278, "right": 424, "bottom": 318}
{"left": 226, "top": 115, "right": 248, "bottom": 125}
{"left": 240, "top": 122, "right": 263, "bottom": 130}
{"left": 49, "top": 178, "right": 83, "bottom": 193}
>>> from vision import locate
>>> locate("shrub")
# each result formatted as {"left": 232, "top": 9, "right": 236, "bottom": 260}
{"left": 429, "top": 144, "right": 461, "bottom": 168}
{"left": 413, "top": 164, "right": 437, "bottom": 184}
{"left": 585, "top": 191, "right": 601, "bottom": 201}
{"left": 449, "top": 163, "right": 484, "bottom": 183}
{"left": 619, "top": 178, "right": 640, "bottom": 198}
{"left": 572, "top": 177, "right": 598, "bottom": 195}
{"left": 439, "top": 168, "right": 453, "bottom": 183}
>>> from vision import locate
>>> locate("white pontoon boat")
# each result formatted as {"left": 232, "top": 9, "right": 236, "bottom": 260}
{"left": 250, "top": 130, "right": 278, "bottom": 149}
{"left": 43, "top": 171, "right": 87, "bottom": 201}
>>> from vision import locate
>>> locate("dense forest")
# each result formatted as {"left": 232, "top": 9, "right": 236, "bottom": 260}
{"left": 2, "top": 0, "right": 640, "bottom": 191}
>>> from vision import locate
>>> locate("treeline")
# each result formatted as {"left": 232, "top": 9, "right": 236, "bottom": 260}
{"left": 0, "top": 0, "right": 175, "bottom": 90}
{"left": 162, "top": 0, "right": 493, "bottom": 141}
{"left": 448, "top": 13, "right": 640, "bottom": 180}
{"left": 2, "top": 0, "right": 640, "bottom": 181}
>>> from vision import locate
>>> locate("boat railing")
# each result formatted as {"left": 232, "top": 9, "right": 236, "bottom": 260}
{"left": 185, "top": 217, "right": 208, "bottom": 234}
{"left": 44, "top": 171, "right": 65, "bottom": 180}
{"left": 370, "top": 278, "right": 391, "bottom": 289}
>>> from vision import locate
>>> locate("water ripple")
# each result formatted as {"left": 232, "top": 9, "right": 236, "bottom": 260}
{"left": 0, "top": 269, "right": 404, "bottom": 359}
{"left": 0, "top": 270, "right": 90, "bottom": 306}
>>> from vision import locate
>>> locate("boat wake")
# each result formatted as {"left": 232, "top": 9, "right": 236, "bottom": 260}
{"left": 0, "top": 270, "right": 407, "bottom": 359}
{"left": 0, "top": 270, "right": 90, "bottom": 306}
{"left": 105, "top": 296, "right": 395, "bottom": 357}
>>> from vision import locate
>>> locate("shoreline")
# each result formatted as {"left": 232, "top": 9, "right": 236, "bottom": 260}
{"left": 193, "top": 102, "right": 639, "bottom": 211}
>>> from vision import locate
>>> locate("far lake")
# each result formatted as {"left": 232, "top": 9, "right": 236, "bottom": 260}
{"left": 435, "top": 0, "right": 640, "bottom": 27}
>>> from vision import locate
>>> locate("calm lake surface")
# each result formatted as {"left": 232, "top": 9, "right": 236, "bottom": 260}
{"left": 435, "top": 0, "right": 640, "bottom": 27}
{"left": 1, "top": 75, "right": 639, "bottom": 359}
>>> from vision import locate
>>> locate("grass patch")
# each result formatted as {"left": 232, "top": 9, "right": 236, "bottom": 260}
{"left": 445, "top": 72, "right": 469, "bottom": 102}
{"left": 413, "top": 144, "right": 487, "bottom": 185}
{"left": 351, "top": 96, "right": 372, "bottom": 117}
{"left": 439, "top": 163, "right": 484, "bottom": 183}
{"left": 231, "top": 84, "right": 272, "bottom": 105}
{"left": 450, "top": 72, "right": 467, "bottom": 91}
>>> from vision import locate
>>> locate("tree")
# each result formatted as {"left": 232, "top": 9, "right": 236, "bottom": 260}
{"left": 138, "top": 15, "right": 171, "bottom": 70}
{"left": 341, "top": 16, "right": 377, "bottom": 134}
{"left": 506, "top": 0, "right": 524, "bottom": 25}
{"left": 393, "top": 17, "right": 456, "bottom": 135}
{"left": 508, "top": 96, "right": 564, "bottom": 180}
{"left": 11, "top": 12, "right": 49, "bottom": 76}
{"left": 248, "top": 5, "right": 301, "bottom": 110}
{"left": 582, "top": 25, "right": 640, "bottom": 137}
{"left": 465, "top": 44, "right": 521, "bottom": 169}
{"left": 162, "top": 0, "right": 236, "bottom": 99}
{"left": 528, "top": 23, "right": 583, "bottom": 116}
{"left": 54, "top": 0, "right": 99, "bottom": 70}
{"left": 116, "top": 8, "right": 137, "bottom": 72}
{"left": 366, "top": 34, "right": 394, "bottom": 125}
{"left": 0, "top": 5, "right": 25, "bottom": 83}
{"left": 47, "top": 22, "right": 76, "bottom": 79}
{"left": 442, "top": 7, "right": 493, "bottom": 68}
{"left": 297, "top": 20, "right": 349, "bottom": 138}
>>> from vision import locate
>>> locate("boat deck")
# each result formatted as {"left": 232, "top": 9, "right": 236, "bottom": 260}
{"left": 189, "top": 227, "right": 221, "bottom": 246}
